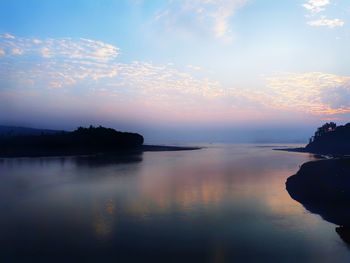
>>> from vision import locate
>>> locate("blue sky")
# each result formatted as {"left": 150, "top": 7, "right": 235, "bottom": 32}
{"left": 0, "top": 0, "right": 350, "bottom": 141}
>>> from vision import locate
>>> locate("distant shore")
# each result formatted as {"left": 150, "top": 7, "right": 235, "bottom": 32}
{"left": 0, "top": 125, "right": 201, "bottom": 158}
{"left": 141, "top": 145, "right": 201, "bottom": 152}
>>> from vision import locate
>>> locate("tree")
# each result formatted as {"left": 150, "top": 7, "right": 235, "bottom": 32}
{"left": 314, "top": 122, "right": 337, "bottom": 139}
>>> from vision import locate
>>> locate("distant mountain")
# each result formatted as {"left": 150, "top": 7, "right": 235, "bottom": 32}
{"left": 0, "top": 125, "right": 62, "bottom": 136}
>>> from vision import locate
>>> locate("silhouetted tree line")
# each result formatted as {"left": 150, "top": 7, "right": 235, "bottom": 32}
{"left": 309, "top": 122, "right": 337, "bottom": 143}
{"left": 306, "top": 122, "right": 350, "bottom": 154}
{"left": 0, "top": 125, "right": 144, "bottom": 157}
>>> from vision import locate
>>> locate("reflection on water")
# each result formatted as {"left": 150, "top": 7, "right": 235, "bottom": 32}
{"left": 0, "top": 145, "right": 350, "bottom": 262}
{"left": 74, "top": 152, "right": 143, "bottom": 167}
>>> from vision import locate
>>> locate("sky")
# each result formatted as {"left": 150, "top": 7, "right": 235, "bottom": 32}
{"left": 0, "top": 0, "right": 349, "bottom": 142}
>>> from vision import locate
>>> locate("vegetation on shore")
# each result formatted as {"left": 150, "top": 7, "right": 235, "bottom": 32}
{"left": 277, "top": 122, "right": 350, "bottom": 155}
{"left": 0, "top": 126, "right": 144, "bottom": 157}
{"left": 305, "top": 122, "right": 350, "bottom": 155}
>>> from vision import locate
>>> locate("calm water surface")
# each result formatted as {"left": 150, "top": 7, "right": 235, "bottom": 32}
{"left": 0, "top": 144, "right": 349, "bottom": 262}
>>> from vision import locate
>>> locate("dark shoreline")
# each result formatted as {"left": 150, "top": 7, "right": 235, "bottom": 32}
{"left": 141, "top": 145, "right": 201, "bottom": 152}
{"left": 0, "top": 145, "right": 201, "bottom": 158}
{"left": 274, "top": 147, "right": 307, "bottom": 153}
{"left": 274, "top": 147, "right": 350, "bottom": 159}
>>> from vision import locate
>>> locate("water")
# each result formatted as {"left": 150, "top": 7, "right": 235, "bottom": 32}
{"left": 0, "top": 144, "right": 349, "bottom": 262}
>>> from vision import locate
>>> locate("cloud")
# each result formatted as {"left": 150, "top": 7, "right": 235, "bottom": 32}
{"left": 302, "top": 0, "right": 345, "bottom": 28}
{"left": 307, "top": 18, "right": 345, "bottom": 28}
{"left": 2, "top": 34, "right": 350, "bottom": 123}
{"left": 1, "top": 33, "right": 15, "bottom": 39}
{"left": 0, "top": 34, "right": 224, "bottom": 107}
{"left": 154, "top": 0, "right": 248, "bottom": 42}
{"left": 303, "top": 0, "right": 330, "bottom": 14}
{"left": 40, "top": 47, "right": 51, "bottom": 58}
{"left": 11, "top": 48, "right": 23, "bottom": 55}
{"left": 261, "top": 72, "right": 350, "bottom": 115}
{"left": 0, "top": 34, "right": 118, "bottom": 61}
{"left": 0, "top": 48, "right": 4, "bottom": 56}
{"left": 187, "top": 64, "right": 201, "bottom": 71}
{"left": 32, "top": 38, "right": 42, "bottom": 44}
{"left": 0, "top": 35, "right": 236, "bottom": 124}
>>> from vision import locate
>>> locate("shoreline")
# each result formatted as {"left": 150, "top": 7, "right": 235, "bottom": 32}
{"left": 141, "top": 145, "right": 201, "bottom": 152}
{"left": 286, "top": 157, "right": 350, "bottom": 228}
{"left": 274, "top": 147, "right": 350, "bottom": 159}
{"left": 273, "top": 147, "right": 307, "bottom": 153}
